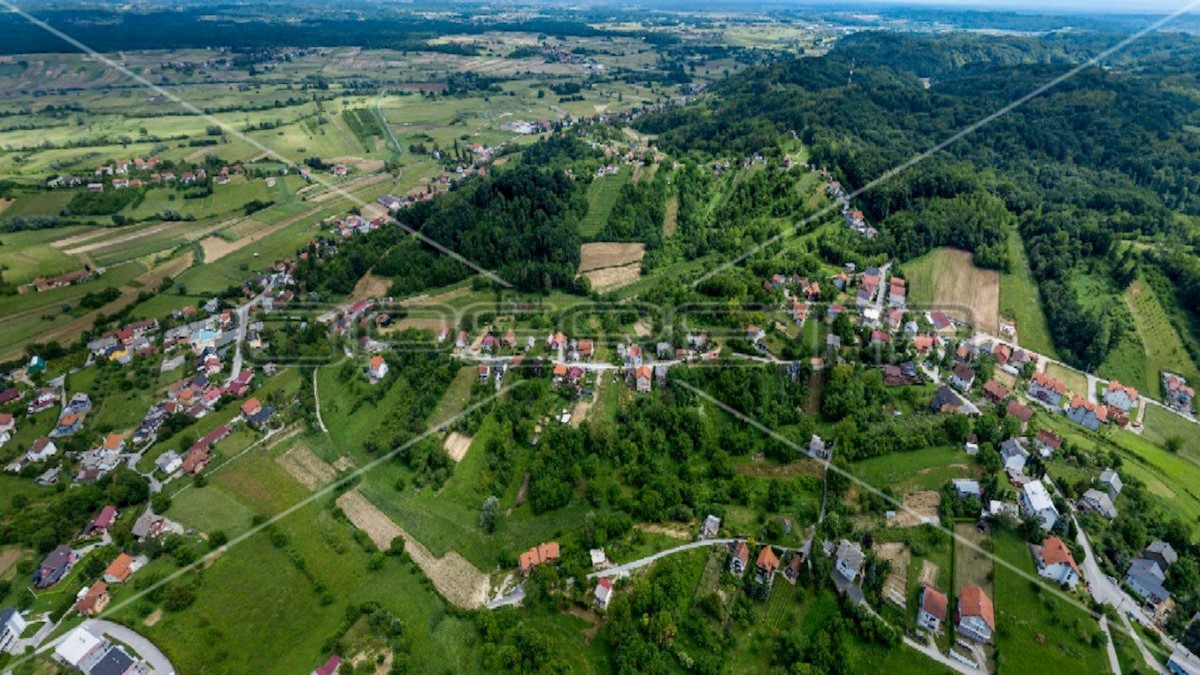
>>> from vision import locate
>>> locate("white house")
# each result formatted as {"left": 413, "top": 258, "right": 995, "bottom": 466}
{"left": 1033, "top": 537, "right": 1080, "bottom": 589}
{"left": 950, "top": 364, "right": 976, "bottom": 391}
{"left": 999, "top": 438, "right": 1029, "bottom": 473}
{"left": 54, "top": 626, "right": 107, "bottom": 671}
{"left": 917, "top": 585, "right": 947, "bottom": 633}
{"left": 0, "top": 609, "right": 26, "bottom": 654}
{"left": 956, "top": 585, "right": 995, "bottom": 643}
{"left": 1099, "top": 469, "right": 1123, "bottom": 498}
{"left": 834, "top": 540, "right": 865, "bottom": 581}
{"left": 594, "top": 578, "right": 614, "bottom": 610}
{"left": 1103, "top": 381, "right": 1138, "bottom": 412}
{"left": 368, "top": 356, "right": 389, "bottom": 383}
{"left": 1020, "top": 480, "right": 1059, "bottom": 531}
{"left": 1078, "top": 488, "right": 1118, "bottom": 521}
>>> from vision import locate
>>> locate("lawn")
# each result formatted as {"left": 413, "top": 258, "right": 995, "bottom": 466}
{"left": 1141, "top": 405, "right": 1200, "bottom": 465}
{"left": 992, "top": 530, "right": 1110, "bottom": 675}
{"left": 849, "top": 446, "right": 979, "bottom": 494}
{"left": 1045, "top": 363, "right": 1089, "bottom": 399}
{"left": 999, "top": 230, "right": 1058, "bottom": 358}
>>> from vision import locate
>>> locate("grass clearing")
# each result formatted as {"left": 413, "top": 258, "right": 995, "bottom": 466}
{"left": 999, "top": 230, "right": 1058, "bottom": 358}
{"left": 849, "top": 446, "right": 979, "bottom": 494}
{"left": 578, "top": 166, "right": 631, "bottom": 237}
{"left": 1141, "top": 405, "right": 1200, "bottom": 464}
{"left": 1120, "top": 278, "right": 1200, "bottom": 392}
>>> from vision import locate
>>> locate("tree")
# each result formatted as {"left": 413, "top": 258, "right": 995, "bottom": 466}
{"left": 479, "top": 495, "right": 499, "bottom": 533}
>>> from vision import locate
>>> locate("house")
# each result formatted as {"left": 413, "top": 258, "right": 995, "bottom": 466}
{"left": 0, "top": 413, "right": 14, "bottom": 435}
{"left": 54, "top": 626, "right": 107, "bottom": 671}
{"left": 952, "top": 479, "right": 981, "bottom": 499}
{"left": 1019, "top": 480, "right": 1059, "bottom": 531}
{"left": 313, "top": 654, "right": 342, "bottom": 675}
{"left": 74, "top": 580, "right": 110, "bottom": 616}
{"left": 1035, "top": 429, "right": 1062, "bottom": 456}
{"left": 241, "top": 397, "right": 263, "bottom": 420}
{"left": 964, "top": 434, "right": 979, "bottom": 455}
{"left": 931, "top": 386, "right": 961, "bottom": 414}
{"left": 918, "top": 585, "right": 948, "bottom": 633}
{"left": 956, "top": 585, "right": 996, "bottom": 643}
{"left": 809, "top": 434, "right": 827, "bottom": 458}
{"left": 635, "top": 365, "right": 652, "bottom": 393}
{"left": 0, "top": 608, "right": 25, "bottom": 654}
{"left": 983, "top": 380, "right": 1009, "bottom": 402}
{"left": 783, "top": 553, "right": 804, "bottom": 584}
{"left": 929, "top": 310, "right": 955, "bottom": 335}
{"left": 1104, "top": 380, "right": 1139, "bottom": 412}
{"left": 1078, "top": 488, "right": 1118, "bottom": 520}
{"left": 368, "top": 356, "right": 388, "bottom": 382}
{"left": 730, "top": 541, "right": 750, "bottom": 575}
{"left": 590, "top": 549, "right": 607, "bottom": 568}
{"left": 1033, "top": 537, "right": 1080, "bottom": 588}
{"left": 88, "top": 505, "right": 118, "bottom": 534}
{"left": 155, "top": 451, "right": 182, "bottom": 475}
{"left": 1006, "top": 400, "right": 1033, "bottom": 430}
{"left": 103, "top": 552, "right": 140, "bottom": 583}
{"left": 950, "top": 364, "right": 975, "bottom": 391}
{"left": 1163, "top": 373, "right": 1195, "bottom": 412}
{"left": 914, "top": 334, "right": 937, "bottom": 355}
{"left": 131, "top": 512, "right": 167, "bottom": 541}
{"left": 700, "top": 514, "right": 721, "bottom": 539}
{"left": 1125, "top": 558, "right": 1171, "bottom": 607}
{"left": 27, "top": 436, "right": 58, "bottom": 462}
{"left": 1099, "top": 469, "right": 1123, "bottom": 498}
{"left": 594, "top": 578, "right": 615, "bottom": 610}
{"left": 1028, "top": 372, "right": 1069, "bottom": 406}
{"left": 100, "top": 433, "right": 125, "bottom": 454}
{"left": 834, "top": 540, "right": 865, "bottom": 581}
{"left": 1067, "top": 396, "right": 1107, "bottom": 431}
{"left": 518, "top": 542, "right": 560, "bottom": 576}
{"left": 1000, "top": 438, "right": 1029, "bottom": 472}
{"left": 27, "top": 386, "right": 58, "bottom": 413}
{"left": 33, "top": 545, "right": 76, "bottom": 588}
{"left": 756, "top": 546, "right": 781, "bottom": 583}
{"left": 52, "top": 412, "right": 84, "bottom": 437}
{"left": 1142, "top": 541, "right": 1178, "bottom": 573}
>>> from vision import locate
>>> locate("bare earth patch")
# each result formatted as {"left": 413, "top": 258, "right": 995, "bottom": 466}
{"left": 276, "top": 442, "right": 336, "bottom": 491}
{"left": 443, "top": 432, "right": 473, "bottom": 462}
{"left": 889, "top": 490, "right": 942, "bottom": 528}
{"left": 199, "top": 236, "right": 240, "bottom": 262}
{"left": 142, "top": 608, "right": 164, "bottom": 627}
{"left": 585, "top": 263, "right": 641, "bottom": 293}
{"left": 918, "top": 560, "right": 940, "bottom": 588}
{"left": 331, "top": 157, "right": 387, "bottom": 174}
{"left": 332, "top": 456, "right": 356, "bottom": 472}
{"left": 336, "top": 490, "right": 489, "bottom": 609}
{"left": 635, "top": 522, "right": 691, "bottom": 540}
{"left": 0, "top": 547, "right": 22, "bottom": 577}
{"left": 876, "top": 542, "right": 910, "bottom": 607}
{"left": 348, "top": 272, "right": 392, "bottom": 303}
{"left": 579, "top": 242, "right": 645, "bottom": 272}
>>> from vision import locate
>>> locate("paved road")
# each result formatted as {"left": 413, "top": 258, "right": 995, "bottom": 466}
{"left": 83, "top": 619, "right": 175, "bottom": 674}
{"left": 225, "top": 279, "right": 274, "bottom": 386}
{"left": 902, "top": 636, "right": 982, "bottom": 674}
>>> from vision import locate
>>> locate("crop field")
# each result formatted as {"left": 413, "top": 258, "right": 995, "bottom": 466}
{"left": 903, "top": 248, "right": 1000, "bottom": 334}
{"left": 0, "top": 228, "right": 88, "bottom": 284}
{"left": 1118, "top": 278, "right": 1200, "bottom": 392}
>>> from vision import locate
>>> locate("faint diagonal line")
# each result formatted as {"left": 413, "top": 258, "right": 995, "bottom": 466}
{"left": 692, "top": 0, "right": 1200, "bottom": 287}
{"left": 0, "top": 0, "right": 513, "bottom": 288}
{"left": 672, "top": 379, "right": 1172, "bottom": 659}
{"left": 8, "top": 382, "right": 519, "bottom": 669}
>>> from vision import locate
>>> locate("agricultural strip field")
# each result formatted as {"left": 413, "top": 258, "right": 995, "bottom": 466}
{"left": 1118, "top": 278, "right": 1200, "bottom": 392}
{"left": 902, "top": 248, "right": 999, "bottom": 334}
{"left": 999, "top": 230, "right": 1058, "bottom": 358}
{"left": 579, "top": 165, "right": 631, "bottom": 237}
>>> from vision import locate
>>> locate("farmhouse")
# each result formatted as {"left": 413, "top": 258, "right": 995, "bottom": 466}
{"left": 1078, "top": 488, "right": 1118, "bottom": 521}
{"left": 918, "top": 585, "right": 948, "bottom": 633}
{"left": 1033, "top": 537, "right": 1080, "bottom": 588}
{"left": 518, "top": 542, "right": 560, "bottom": 576}
{"left": 1028, "top": 372, "right": 1068, "bottom": 406}
{"left": 594, "top": 578, "right": 615, "bottom": 610}
{"left": 33, "top": 269, "right": 90, "bottom": 292}
{"left": 955, "top": 585, "right": 995, "bottom": 643}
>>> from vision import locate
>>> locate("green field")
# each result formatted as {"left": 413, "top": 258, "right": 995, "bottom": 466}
{"left": 1141, "top": 405, "right": 1200, "bottom": 467}
{"left": 579, "top": 165, "right": 631, "bottom": 237}
{"left": 849, "top": 446, "right": 980, "bottom": 494}
{"left": 992, "top": 530, "right": 1110, "bottom": 675}
{"left": 999, "top": 230, "right": 1058, "bottom": 358}
{"left": 1113, "top": 278, "right": 1200, "bottom": 393}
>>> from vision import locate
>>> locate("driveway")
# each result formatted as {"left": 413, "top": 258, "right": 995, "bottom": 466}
{"left": 75, "top": 619, "right": 175, "bottom": 674}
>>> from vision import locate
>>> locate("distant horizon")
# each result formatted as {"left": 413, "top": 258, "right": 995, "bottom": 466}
{"left": 620, "top": 0, "right": 1200, "bottom": 16}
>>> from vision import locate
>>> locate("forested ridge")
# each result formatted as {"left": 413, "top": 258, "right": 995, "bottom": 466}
{"left": 638, "top": 31, "right": 1200, "bottom": 368}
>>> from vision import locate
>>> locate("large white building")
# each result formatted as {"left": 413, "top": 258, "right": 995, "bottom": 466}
{"left": 1020, "top": 480, "right": 1059, "bottom": 531}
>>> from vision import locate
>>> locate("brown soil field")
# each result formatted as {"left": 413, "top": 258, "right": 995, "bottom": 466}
{"left": 890, "top": 490, "right": 942, "bottom": 528}
{"left": 585, "top": 263, "right": 641, "bottom": 292}
{"left": 876, "top": 542, "right": 910, "bottom": 607}
{"left": 199, "top": 236, "right": 239, "bottom": 262}
{"left": 443, "top": 432, "right": 472, "bottom": 462}
{"left": 918, "top": 560, "right": 940, "bottom": 588}
{"left": 579, "top": 242, "right": 645, "bottom": 273}
{"left": 924, "top": 250, "right": 1000, "bottom": 333}
{"left": 332, "top": 157, "right": 387, "bottom": 174}
{"left": 276, "top": 442, "right": 336, "bottom": 491}
{"left": 347, "top": 272, "right": 392, "bottom": 303}
{"left": 336, "top": 490, "right": 489, "bottom": 609}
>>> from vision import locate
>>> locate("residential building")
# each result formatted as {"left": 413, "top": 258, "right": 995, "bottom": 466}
{"left": 0, "top": 609, "right": 26, "bottom": 654}
{"left": 1020, "top": 480, "right": 1059, "bottom": 531}
{"left": 931, "top": 386, "right": 961, "bottom": 414}
{"left": 1067, "top": 396, "right": 1107, "bottom": 431}
{"left": 952, "top": 479, "right": 981, "bottom": 500}
{"left": 834, "top": 540, "right": 865, "bottom": 581}
{"left": 700, "top": 514, "right": 721, "bottom": 539}
{"left": 518, "top": 542, "right": 560, "bottom": 576}
{"left": 1034, "top": 429, "right": 1062, "bottom": 457}
{"left": 1033, "top": 537, "right": 1080, "bottom": 588}
{"left": 103, "top": 553, "right": 140, "bottom": 584}
{"left": 730, "top": 541, "right": 750, "bottom": 575}
{"left": 956, "top": 585, "right": 996, "bottom": 643}
{"left": 1078, "top": 488, "right": 1118, "bottom": 520}
{"left": 1099, "top": 469, "right": 1123, "bottom": 498}
{"left": 1006, "top": 400, "right": 1033, "bottom": 430}
{"left": 74, "top": 581, "right": 110, "bottom": 616}
{"left": 918, "top": 585, "right": 947, "bottom": 633}
{"left": 950, "top": 364, "right": 975, "bottom": 391}
{"left": 1028, "top": 372, "right": 1068, "bottom": 406}
{"left": 1143, "top": 541, "right": 1178, "bottom": 572}
{"left": 635, "top": 365, "right": 652, "bottom": 393}
{"left": 1000, "top": 438, "right": 1029, "bottom": 472}
{"left": 368, "top": 356, "right": 388, "bottom": 382}
{"left": 757, "top": 546, "right": 781, "bottom": 583}
{"left": 594, "top": 578, "right": 614, "bottom": 610}
{"left": 1125, "top": 558, "right": 1171, "bottom": 607}
{"left": 33, "top": 545, "right": 76, "bottom": 588}
{"left": 1104, "top": 381, "right": 1139, "bottom": 412}
{"left": 54, "top": 626, "right": 107, "bottom": 671}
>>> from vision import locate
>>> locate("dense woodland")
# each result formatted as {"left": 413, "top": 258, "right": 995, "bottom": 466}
{"left": 639, "top": 31, "right": 1200, "bottom": 368}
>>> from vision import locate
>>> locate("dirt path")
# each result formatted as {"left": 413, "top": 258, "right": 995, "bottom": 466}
{"left": 336, "top": 490, "right": 489, "bottom": 609}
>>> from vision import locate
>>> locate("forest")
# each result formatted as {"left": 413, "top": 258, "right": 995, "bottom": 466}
{"left": 637, "top": 31, "right": 1200, "bottom": 368}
